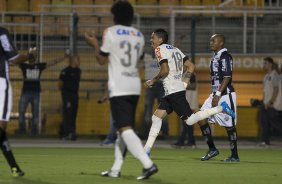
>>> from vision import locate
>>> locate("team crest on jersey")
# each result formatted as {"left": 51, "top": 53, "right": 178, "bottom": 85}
{"left": 155, "top": 47, "right": 162, "bottom": 60}
{"left": 224, "top": 115, "right": 230, "bottom": 121}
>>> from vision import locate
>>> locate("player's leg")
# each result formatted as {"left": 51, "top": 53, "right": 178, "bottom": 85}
{"left": 186, "top": 102, "right": 235, "bottom": 126}
{"left": 221, "top": 126, "right": 240, "bottom": 162}
{"left": 198, "top": 120, "right": 219, "bottom": 161}
{"left": 109, "top": 96, "right": 158, "bottom": 180}
{"left": 144, "top": 109, "right": 167, "bottom": 154}
{"left": 194, "top": 94, "right": 219, "bottom": 160}
{"left": 0, "top": 83, "right": 24, "bottom": 176}
{"left": 101, "top": 132, "right": 126, "bottom": 177}
{"left": 169, "top": 91, "right": 193, "bottom": 148}
{"left": 0, "top": 122, "right": 24, "bottom": 176}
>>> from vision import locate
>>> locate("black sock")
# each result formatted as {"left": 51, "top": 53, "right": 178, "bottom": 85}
{"left": 226, "top": 127, "right": 239, "bottom": 158}
{"left": 200, "top": 124, "right": 216, "bottom": 150}
{"left": 0, "top": 128, "right": 20, "bottom": 169}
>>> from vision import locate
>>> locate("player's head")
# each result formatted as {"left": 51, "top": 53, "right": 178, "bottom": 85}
{"left": 150, "top": 28, "right": 169, "bottom": 49}
{"left": 111, "top": 1, "right": 134, "bottom": 26}
{"left": 210, "top": 34, "right": 225, "bottom": 52}
{"left": 263, "top": 57, "right": 274, "bottom": 71}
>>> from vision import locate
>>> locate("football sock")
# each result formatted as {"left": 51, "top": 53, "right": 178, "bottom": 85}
{"left": 121, "top": 129, "right": 153, "bottom": 169}
{"left": 186, "top": 106, "right": 222, "bottom": 125}
{"left": 0, "top": 128, "right": 20, "bottom": 169}
{"left": 200, "top": 124, "right": 216, "bottom": 150}
{"left": 227, "top": 127, "right": 239, "bottom": 158}
{"left": 111, "top": 133, "right": 127, "bottom": 172}
{"left": 144, "top": 115, "right": 162, "bottom": 152}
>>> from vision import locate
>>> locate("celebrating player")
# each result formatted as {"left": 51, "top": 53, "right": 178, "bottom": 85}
{"left": 143, "top": 29, "right": 235, "bottom": 156}
{"left": 84, "top": 1, "right": 158, "bottom": 180}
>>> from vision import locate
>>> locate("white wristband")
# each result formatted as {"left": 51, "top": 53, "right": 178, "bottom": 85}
{"left": 215, "top": 91, "right": 221, "bottom": 96}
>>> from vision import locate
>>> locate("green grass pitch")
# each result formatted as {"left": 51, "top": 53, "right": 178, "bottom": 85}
{"left": 0, "top": 147, "right": 281, "bottom": 184}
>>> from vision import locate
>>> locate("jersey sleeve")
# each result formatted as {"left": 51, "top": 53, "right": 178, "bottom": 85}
{"left": 221, "top": 54, "right": 233, "bottom": 77}
{"left": 155, "top": 46, "right": 169, "bottom": 63}
{"left": 0, "top": 28, "right": 18, "bottom": 61}
{"left": 100, "top": 28, "right": 112, "bottom": 55}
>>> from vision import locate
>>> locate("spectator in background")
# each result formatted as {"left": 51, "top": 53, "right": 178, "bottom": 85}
{"left": 58, "top": 55, "right": 81, "bottom": 141}
{"left": 0, "top": 26, "right": 37, "bottom": 176}
{"left": 18, "top": 52, "right": 69, "bottom": 135}
{"left": 172, "top": 73, "right": 198, "bottom": 149}
{"left": 260, "top": 57, "right": 280, "bottom": 147}
{"left": 141, "top": 52, "right": 169, "bottom": 138}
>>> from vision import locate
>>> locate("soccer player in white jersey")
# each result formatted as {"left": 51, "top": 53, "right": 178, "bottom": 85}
{"left": 143, "top": 29, "right": 235, "bottom": 157}
{"left": 0, "top": 26, "right": 37, "bottom": 176}
{"left": 84, "top": 1, "right": 157, "bottom": 180}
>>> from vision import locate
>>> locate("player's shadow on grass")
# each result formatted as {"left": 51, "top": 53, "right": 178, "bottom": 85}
{"left": 79, "top": 172, "right": 175, "bottom": 184}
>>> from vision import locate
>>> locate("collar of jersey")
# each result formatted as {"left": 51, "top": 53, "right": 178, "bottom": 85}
{"left": 214, "top": 48, "right": 227, "bottom": 57}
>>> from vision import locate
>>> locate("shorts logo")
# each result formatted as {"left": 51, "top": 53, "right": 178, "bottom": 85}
{"left": 224, "top": 115, "right": 230, "bottom": 121}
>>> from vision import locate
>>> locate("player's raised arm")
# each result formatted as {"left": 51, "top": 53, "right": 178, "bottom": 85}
{"left": 84, "top": 31, "right": 108, "bottom": 65}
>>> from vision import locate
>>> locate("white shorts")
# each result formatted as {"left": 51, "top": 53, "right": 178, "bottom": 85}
{"left": 200, "top": 92, "right": 237, "bottom": 127}
{"left": 0, "top": 78, "right": 12, "bottom": 122}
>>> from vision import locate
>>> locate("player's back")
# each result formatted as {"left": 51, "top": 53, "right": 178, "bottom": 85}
{"left": 102, "top": 25, "right": 144, "bottom": 97}
{"left": 156, "top": 44, "right": 186, "bottom": 96}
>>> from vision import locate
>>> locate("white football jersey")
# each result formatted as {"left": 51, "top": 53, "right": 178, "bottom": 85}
{"left": 100, "top": 25, "right": 144, "bottom": 97}
{"left": 155, "top": 44, "right": 186, "bottom": 96}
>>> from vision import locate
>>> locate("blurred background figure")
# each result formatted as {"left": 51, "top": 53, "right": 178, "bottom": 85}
{"left": 18, "top": 53, "right": 68, "bottom": 136}
{"left": 58, "top": 55, "right": 81, "bottom": 141}
{"left": 172, "top": 72, "right": 198, "bottom": 149}
{"left": 259, "top": 57, "right": 280, "bottom": 147}
{"left": 98, "top": 82, "right": 117, "bottom": 146}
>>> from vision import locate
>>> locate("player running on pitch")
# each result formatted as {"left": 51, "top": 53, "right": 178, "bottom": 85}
{"left": 143, "top": 29, "right": 235, "bottom": 157}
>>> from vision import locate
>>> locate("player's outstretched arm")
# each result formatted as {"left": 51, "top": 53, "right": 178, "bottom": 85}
{"left": 84, "top": 31, "right": 108, "bottom": 65}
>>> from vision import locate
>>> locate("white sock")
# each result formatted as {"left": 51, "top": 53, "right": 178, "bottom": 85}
{"left": 144, "top": 115, "right": 162, "bottom": 153}
{"left": 121, "top": 129, "right": 153, "bottom": 169}
{"left": 111, "top": 133, "right": 126, "bottom": 172}
{"left": 186, "top": 106, "right": 223, "bottom": 125}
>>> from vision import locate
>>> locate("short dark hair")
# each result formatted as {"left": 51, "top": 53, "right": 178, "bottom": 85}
{"left": 153, "top": 28, "right": 169, "bottom": 44}
{"left": 264, "top": 57, "right": 274, "bottom": 64}
{"left": 111, "top": 1, "right": 134, "bottom": 26}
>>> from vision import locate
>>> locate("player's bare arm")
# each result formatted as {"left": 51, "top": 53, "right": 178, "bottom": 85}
{"left": 84, "top": 31, "right": 108, "bottom": 65}
{"left": 212, "top": 77, "right": 231, "bottom": 107}
{"left": 182, "top": 58, "right": 195, "bottom": 87}
{"left": 144, "top": 60, "right": 169, "bottom": 88}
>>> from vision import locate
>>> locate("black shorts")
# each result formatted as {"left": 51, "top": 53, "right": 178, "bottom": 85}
{"left": 110, "top": 95, "right": 139, "bottom": 129}
{"left": 158, "top": 91, "right": 193, "bottom": 120}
